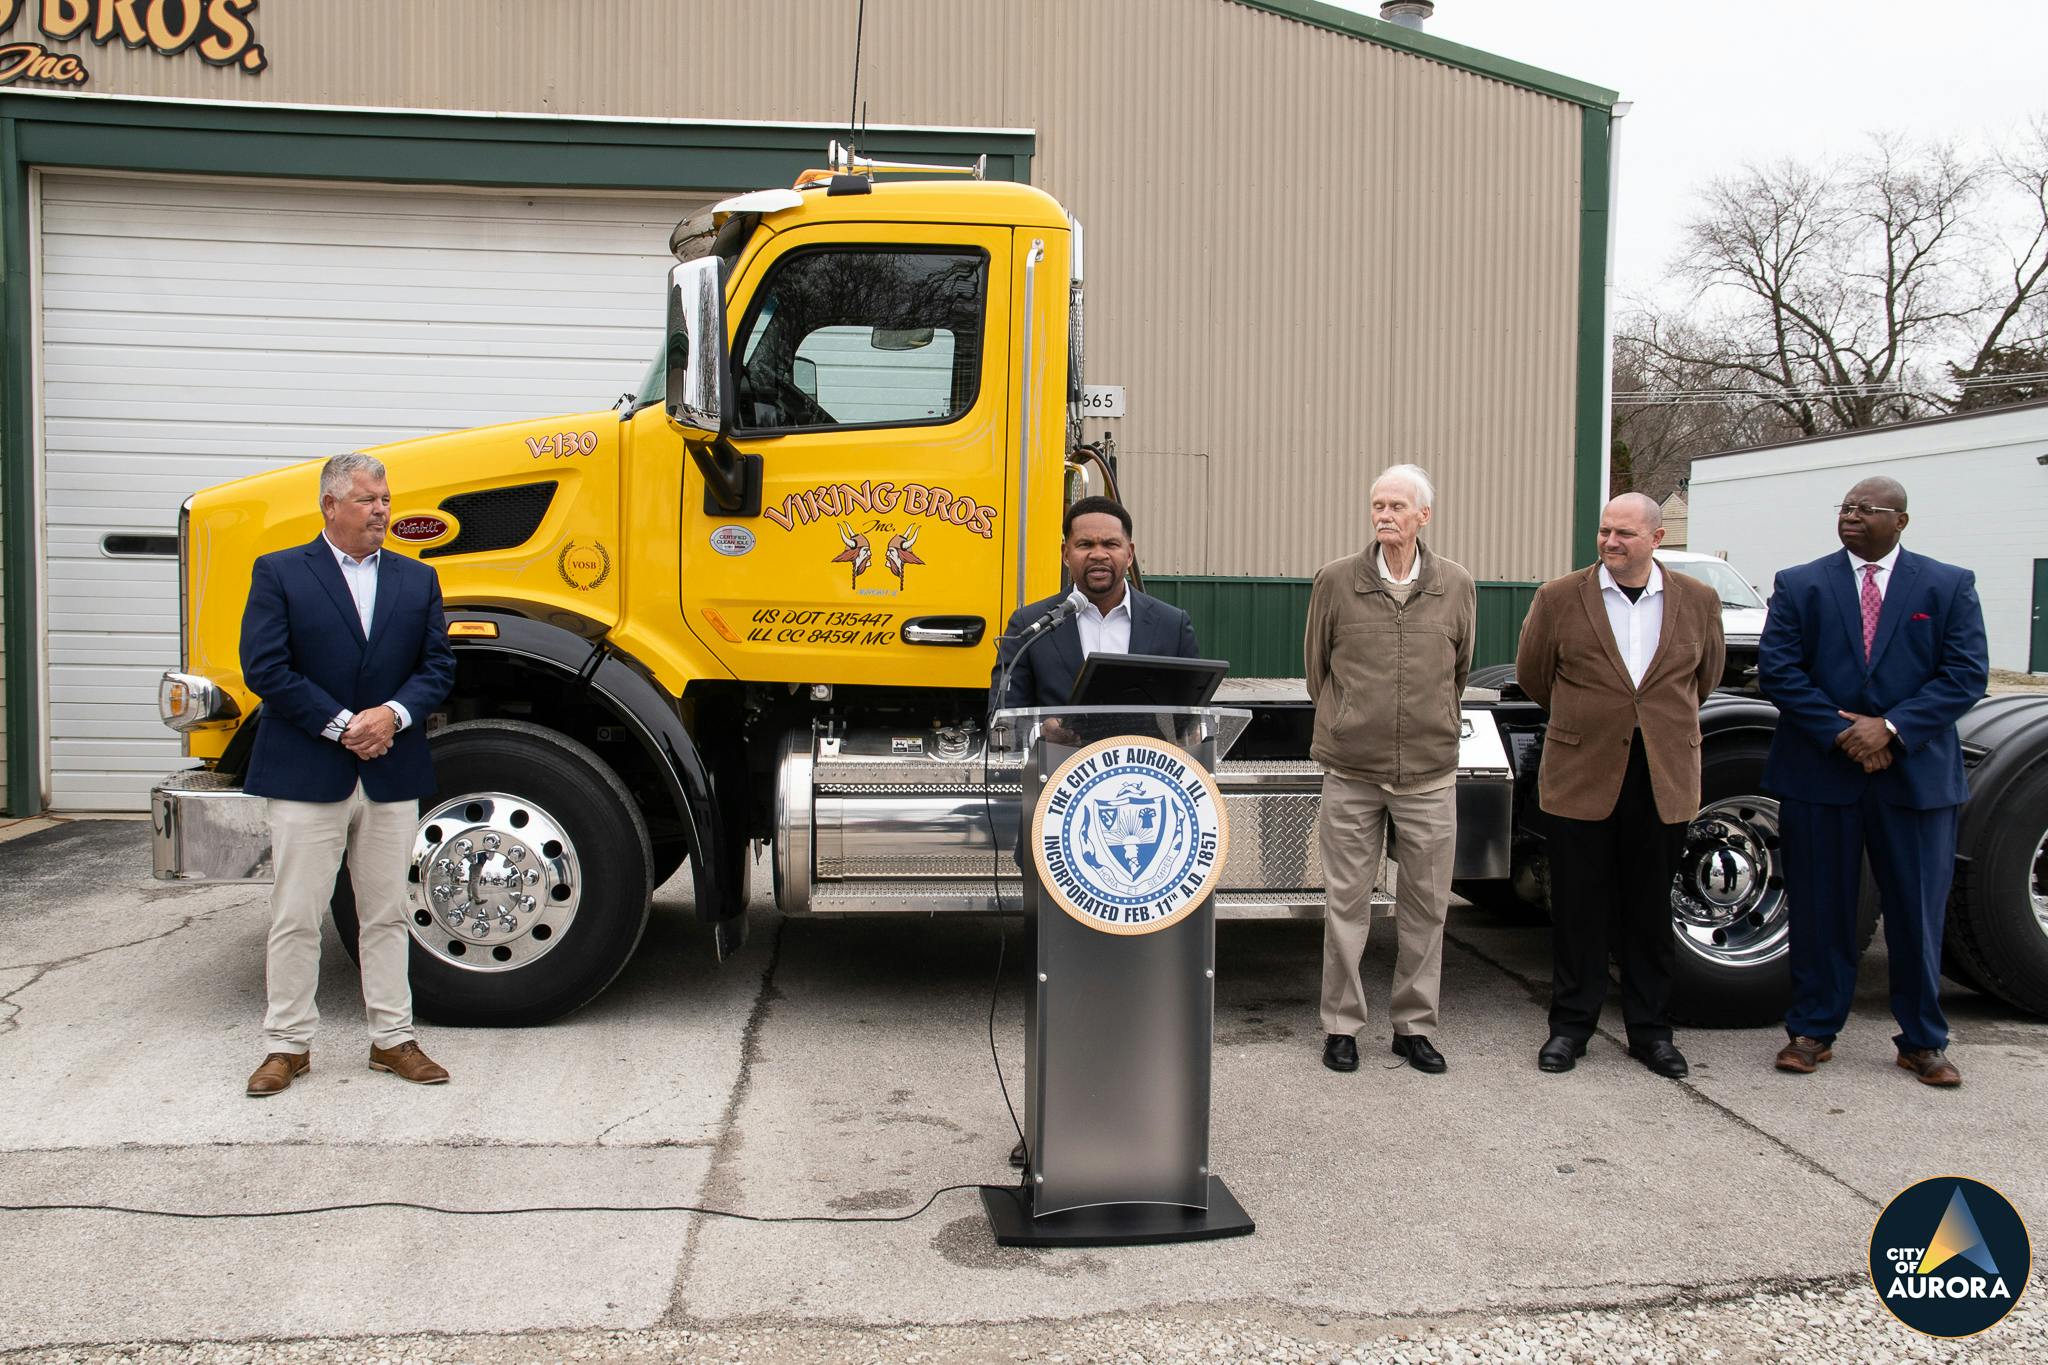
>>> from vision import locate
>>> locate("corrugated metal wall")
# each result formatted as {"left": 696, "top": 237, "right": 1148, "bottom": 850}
{"left": 41, "top": 0, "right": 1588, "bottom": 583}
{"left": 1149, "top": 575, "right": 1539, "bottom": 675}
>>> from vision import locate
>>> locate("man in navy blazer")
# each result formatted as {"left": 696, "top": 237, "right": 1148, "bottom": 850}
{"left": 1759, "top": 476, "right": 1988, "bottom": 1087}
{"left": 239, "top": 452, "right": 456, "bottom": 1096}
{"left": 990, "top": 496, "right": 1201, "bottom": 713}
{"left": 987, "top": 495, "right": 1200, "bottom": 1171}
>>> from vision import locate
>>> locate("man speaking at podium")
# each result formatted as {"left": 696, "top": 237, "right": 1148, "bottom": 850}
{"left": 991, "top": 496, "right": 1202, "bottom": 710}
{"left": 990, "top": 495, "right": 1202, "bottom": 1173}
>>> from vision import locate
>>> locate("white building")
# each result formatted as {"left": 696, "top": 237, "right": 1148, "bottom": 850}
{"left": 1687, "top": 402, "right": 2048, "bottom": 673}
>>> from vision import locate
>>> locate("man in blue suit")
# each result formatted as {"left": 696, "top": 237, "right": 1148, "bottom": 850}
{"left": 239, "top": 453, "right": 457, "bottom": 1096}
{"left": 990, "top": 496, "right": 1201, "bottom": 712}
{"left": 1759, "top": 476, "right": 1988, "bottom": 1086}
{"left": 989, "top": 495, "right": 1200, "bottom": 1171}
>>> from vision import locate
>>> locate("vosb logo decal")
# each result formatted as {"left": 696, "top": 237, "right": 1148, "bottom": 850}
{"left": 390, "top": 515, "right": 450, "bottom": 544}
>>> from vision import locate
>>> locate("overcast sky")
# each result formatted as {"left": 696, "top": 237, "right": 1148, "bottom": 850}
{"left": 1341, "top": 1, "right": 2048, "bottom": 293}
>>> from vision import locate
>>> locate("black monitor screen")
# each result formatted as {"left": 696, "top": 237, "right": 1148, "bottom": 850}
{"left": 1068, "top": 652, "right": 1229, "bottom": 706}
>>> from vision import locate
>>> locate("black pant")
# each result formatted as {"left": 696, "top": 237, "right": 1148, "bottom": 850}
{"left": 1545, "top": 732, "right": 1689, "bottom": 1045}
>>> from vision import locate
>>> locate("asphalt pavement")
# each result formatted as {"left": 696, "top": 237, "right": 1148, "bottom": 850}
{"left": 0, "top": 818, "right": 2041, "bottom": 1360}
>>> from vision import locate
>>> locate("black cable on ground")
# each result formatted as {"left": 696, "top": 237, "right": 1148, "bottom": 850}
{"left": 982, "top": 696, "right": 1032, "bottom": 1187}
{"left": 0, "top": 1185, "right": 990, "bottom": 1225}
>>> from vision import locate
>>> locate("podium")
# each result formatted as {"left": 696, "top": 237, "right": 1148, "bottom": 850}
{"left": 980, "top": 704, "right": 1257, "bottom": 1247}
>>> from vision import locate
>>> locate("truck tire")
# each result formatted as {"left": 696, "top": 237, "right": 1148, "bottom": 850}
{"left": 331, "top": 720, "right": 654, "bottom": 1026}
{"left": 1668, "top": 736, "right": 1876, "bottom": 1026}
{"left": 1944, "top": 762, "right": 2048, "bottom": 1017}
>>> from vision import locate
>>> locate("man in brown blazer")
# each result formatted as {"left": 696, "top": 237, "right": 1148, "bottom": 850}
{"left": 1515, "top": 493, "right": 1725, "bottom": 1078}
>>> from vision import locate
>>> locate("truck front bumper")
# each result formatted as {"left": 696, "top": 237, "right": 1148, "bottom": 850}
{"left": 151, "top": 771, "right": 273, "bottom": 882}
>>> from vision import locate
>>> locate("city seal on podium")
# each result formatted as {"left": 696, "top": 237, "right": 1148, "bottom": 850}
{"left": 1031, "top": 735, "right": 1228, "bottom": 935}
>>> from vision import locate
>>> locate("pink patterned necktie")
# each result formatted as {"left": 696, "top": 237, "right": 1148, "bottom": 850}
{"left": 1860, "top": 563, "right": 1882, "bottom": 661}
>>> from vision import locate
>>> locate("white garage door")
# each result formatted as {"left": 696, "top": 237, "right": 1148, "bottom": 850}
{"left": 38, "top": 172, "right": 713, "bottom": 811}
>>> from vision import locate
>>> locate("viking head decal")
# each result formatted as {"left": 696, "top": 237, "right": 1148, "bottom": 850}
{"left": 831, "top": 520, "right": 872, "bottom": 585}
{"left": 885, "top": 523, "right": 924, "bottom": 587}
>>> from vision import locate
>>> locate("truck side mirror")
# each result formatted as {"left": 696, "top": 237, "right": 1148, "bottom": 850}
{"left": 665, "top": 258, "right": 730, "bottom": 440}
{"left": 666, "top": 256, "right": 761, "bottom": 516}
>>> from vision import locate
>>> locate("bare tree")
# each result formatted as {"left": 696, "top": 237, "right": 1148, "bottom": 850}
{"left": 1610, "top": 328, "right": 1800, "bottom": 499}
{"left": 1622, "top": 123, "right": 2048, "bottom": 448}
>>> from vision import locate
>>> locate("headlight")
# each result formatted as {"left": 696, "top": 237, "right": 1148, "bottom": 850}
{"left": 159, "top": 672, "right": 240, "bottom": 732}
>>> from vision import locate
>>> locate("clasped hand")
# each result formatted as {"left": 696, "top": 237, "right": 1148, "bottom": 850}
{"left": 1834, "top": 710, "right": 1892, "bottom": 773}
{"left": 342, "top": 705, "right": 397, "bottom": 759}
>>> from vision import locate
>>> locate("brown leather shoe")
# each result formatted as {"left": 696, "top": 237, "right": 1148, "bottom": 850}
{"left": 369, "top": 1040, "right": 449, "bottom": 1085}
{"left": 246, "top": 1050, "right": 310, "bottom": 1097}
{"left": 1774, "top": 1036, "right": 1833, "bottom": 1073}
{"left": 1897, "top": 1048, "right": 1961, "bottom": 1087}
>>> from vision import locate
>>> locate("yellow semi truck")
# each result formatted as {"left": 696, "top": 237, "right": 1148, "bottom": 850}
{"left": 151, "top": 148, "right": 2048, "bottom": 1027}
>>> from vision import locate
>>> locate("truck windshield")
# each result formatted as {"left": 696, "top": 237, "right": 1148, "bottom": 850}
{"left": 633, "top": 209, "right": 763, "bottom": 407}
{"left": 1662, "top": 556, "right": 1765, "bottom": 609}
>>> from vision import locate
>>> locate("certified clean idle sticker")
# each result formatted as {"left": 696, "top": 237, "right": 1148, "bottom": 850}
{"left": 1031, "top": 736, "right": 1226, "bottom": 935}
{"left": 709, "top": 525, "right": 756, "bottom": 556}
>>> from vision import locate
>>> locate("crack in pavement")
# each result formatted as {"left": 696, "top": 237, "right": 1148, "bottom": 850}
{"left": 1444, "top": 926, "right": 1884, "bottom": 1213}
{"left": 0, "top": 1271, "right": 1886, "bottom": 1360}
{"left": 0, "top": 900, "right": 251, "bottom": 1037}
{"left": 0, "top": 1137, "right": 720, "bottom": 1157}
{"left": 661, "top": 916, "right": 787, "bottom": 1325}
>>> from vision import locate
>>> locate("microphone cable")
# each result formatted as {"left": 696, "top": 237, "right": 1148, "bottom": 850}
{"left": 14, "top": 618, "right": 1091, "bottom": 1229}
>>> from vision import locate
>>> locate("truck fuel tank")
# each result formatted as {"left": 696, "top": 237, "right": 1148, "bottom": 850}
{"left": 769, "top": 702, "right": 1514, "bottom": 917}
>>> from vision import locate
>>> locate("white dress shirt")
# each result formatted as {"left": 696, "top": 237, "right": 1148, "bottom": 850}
{"left": 320, "top": 534, "right": 410, "bottom": 741}
{"left": 1844, "top": 544, "right": 1901, "bottom": 601}
{"left": 1598, "top": 561, "right": 1664, "bottom": 690}
{"left": 1067, "top": 586, "right": 1133, "bottom": 658}
{"left": 1375, "top": 544, "right": 1422, "bottom": 586}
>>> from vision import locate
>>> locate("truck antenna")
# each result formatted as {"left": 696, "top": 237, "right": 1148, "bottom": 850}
{"left": 847, "top": 0, "right": 867, "bottom": 151}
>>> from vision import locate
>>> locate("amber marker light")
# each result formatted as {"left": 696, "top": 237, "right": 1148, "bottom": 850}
{"left": 447, "top": 621, "right": 499, "bottom": 639}
{"left": 701, "top": 607, "right": 742, "bottom": 643}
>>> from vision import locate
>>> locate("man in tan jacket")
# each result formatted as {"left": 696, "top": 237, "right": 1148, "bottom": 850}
{"left": 1515, "top": 492, "right": 1724, "bottom": 1079}
{"left": 1305, "top": 464, "right": 1476, "bottom": 1075}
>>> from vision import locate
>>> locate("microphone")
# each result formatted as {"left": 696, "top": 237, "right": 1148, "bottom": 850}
{"left": 1015, "top": 598, "right": 1079, "bottom": 642}
{"left": 988, "top": 599, "right": 1080, "bottom": 726}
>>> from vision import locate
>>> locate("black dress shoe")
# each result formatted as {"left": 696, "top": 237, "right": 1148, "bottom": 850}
{"left": 1008, "top": 1139, "right": 1027, "bottom": 1170}
{"left": 1628, "top": 1039, "right": 1690, "bottom": 1079}
{"left": 1537, "top": 1035, "right": 1587, "bottom": 1072}
{"left": 1322, "top": 1033, "right": 1359, "bottom": 1072}
{"left": 1391, "top": 1034, "right": 1447, "bottom": 1073}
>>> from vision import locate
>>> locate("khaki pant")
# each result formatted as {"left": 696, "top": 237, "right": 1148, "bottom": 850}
{"left": 1318, "top": 772, "right": 1457, "bottom": 1037}
{"left": 263, "top": 782, "right": 418, "bottom": 1053}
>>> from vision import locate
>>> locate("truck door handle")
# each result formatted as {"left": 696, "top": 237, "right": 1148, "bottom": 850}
{"left": 901, "top": 616, "right": 986, "bottom": 646}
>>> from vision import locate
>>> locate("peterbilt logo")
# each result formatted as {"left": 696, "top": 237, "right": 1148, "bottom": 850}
{"left": 390, "top": 515, "right": 451, "bottom": 543}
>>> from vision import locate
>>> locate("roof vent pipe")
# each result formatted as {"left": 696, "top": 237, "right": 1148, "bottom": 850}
{"left": 1379, "top": 1, "right": 1434, "bottom": 30}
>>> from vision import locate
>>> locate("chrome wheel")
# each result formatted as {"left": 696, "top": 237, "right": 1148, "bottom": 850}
{"left": 1672, "top": 794, "right": 1788, "bottom": 970}
{"left": 408, "top": 791, "right": 581, "bottom": 972}
{"left": 2031, "top": 824, "right": 2048, "bottom": 942}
